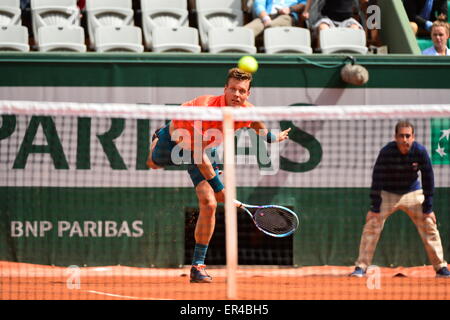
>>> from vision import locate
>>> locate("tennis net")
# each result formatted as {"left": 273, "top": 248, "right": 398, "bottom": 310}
{"left": 1, "top": 100, "right": 450, "bottom": 300}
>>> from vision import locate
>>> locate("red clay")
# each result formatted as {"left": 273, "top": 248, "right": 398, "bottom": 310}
{"left": 1, "top": 262, "right": 448, "bottom": 300}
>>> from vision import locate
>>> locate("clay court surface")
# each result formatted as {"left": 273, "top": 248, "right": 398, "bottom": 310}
{"left": 1, "top": 261, "right": 449, "bottom": 300}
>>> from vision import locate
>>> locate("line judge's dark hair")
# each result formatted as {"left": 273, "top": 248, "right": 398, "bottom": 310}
{"left": 395, "top": 120, "right": 415, "bottom": 134}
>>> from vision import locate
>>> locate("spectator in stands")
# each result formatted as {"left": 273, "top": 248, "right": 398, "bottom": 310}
{"left": 290, "top": 1, "right": 309, "bottom": 27}
{"left": 243, "top": 0, "right": 254, "bottom": 13}
{"left": 20, "top": 0, "right": 30, "bottom": 9}
{"left": 77, "top": 0, "right": 85, "bottom": 10}
{"left": 243, "top": 0, "right": 255, "bottom": 24}
{"left": 22, "top": 1, "right": 85, "bottom": 10}
{"left": 302, "top": 0, "right": 364, "bottom": 49}
{"left": 244, "top": 0, "right": 307, "bottom": 38}
{"left": 403, "top": 0, "right": 448, "bottom": 35}
{"left": 20, "top": 0, "right": 32, "bottom": 38}
{"left": 132, "top": 0, "right": 141, "bottom": 10}
{"left": 422, "top": 20, "right": 450, "bottom": 55}
{"left": 303, "top": 0, "right": 364, "bottom": 32}
{"left": 21, "top": 0, "right": 85, "bottom": 10}
{"left": 77, "top": 0, "right": 86, "bottom": 10}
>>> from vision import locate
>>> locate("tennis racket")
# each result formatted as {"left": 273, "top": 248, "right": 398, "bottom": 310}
{"left": 234, "top": 200, "right": 299, "bottom": 238}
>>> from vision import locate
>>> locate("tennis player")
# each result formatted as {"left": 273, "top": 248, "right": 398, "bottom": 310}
{"left": 350, "top": 121, "right": 450, "bottom": 278}
{"left": 147, "top": 68, "right": 291, "bottom": 283}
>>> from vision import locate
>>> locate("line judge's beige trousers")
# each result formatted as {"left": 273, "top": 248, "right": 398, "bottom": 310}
{"left": 355, "top": 189, "right": 447, "bottom": 272}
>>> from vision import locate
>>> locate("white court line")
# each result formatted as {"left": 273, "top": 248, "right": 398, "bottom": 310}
{"left": 85, "top": 290, "right": 172, "bottom": 300}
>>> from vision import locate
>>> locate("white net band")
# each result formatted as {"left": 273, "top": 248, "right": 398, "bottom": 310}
{"left": 2, "top": 100, "right": 450, "bottom": 120}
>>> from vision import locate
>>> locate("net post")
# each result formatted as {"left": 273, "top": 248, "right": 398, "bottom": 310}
{"left": 222, "top": 107, "right": 238, "bottom": 300}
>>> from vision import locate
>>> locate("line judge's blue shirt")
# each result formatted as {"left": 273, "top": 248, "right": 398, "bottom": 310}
{"left": 370, "top": 141, "right": 434, "bottom": 213}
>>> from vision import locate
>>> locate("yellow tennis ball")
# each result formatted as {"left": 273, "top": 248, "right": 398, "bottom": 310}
{"left": 238, "top": 56, "right": 258, "bottom": 73}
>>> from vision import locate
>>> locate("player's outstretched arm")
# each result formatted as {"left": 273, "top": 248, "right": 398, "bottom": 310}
{"left": 250, "top": 121, "right": 291, "bottom": 143}
{"left": 276, "top": 127, "right": 291, "bottom": 142}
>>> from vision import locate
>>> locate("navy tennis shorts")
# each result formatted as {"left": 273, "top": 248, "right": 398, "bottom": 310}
{"left": 151, "top": 123, "right": 220, "bottom": 187}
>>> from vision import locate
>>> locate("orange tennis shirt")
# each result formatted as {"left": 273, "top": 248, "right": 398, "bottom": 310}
{"left": 172, "top": 95, "right": 253, "bottom": 148}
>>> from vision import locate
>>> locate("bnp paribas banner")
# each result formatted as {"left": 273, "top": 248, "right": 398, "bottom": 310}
{"left": 1, "top": 114, "right": 450, "bottom": 189}
{"left": 431, "top": 118, "right": 450, "bottom": 165}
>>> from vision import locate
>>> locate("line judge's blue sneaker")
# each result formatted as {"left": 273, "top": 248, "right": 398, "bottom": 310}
{"left": 436, "top": 267, "right": 450, "bottom": 278}
{"left": 349, "top": 267, "right": 366, "bottom": 277}
{"left": 190, "top": 264, "right": 212, "bottom": 283}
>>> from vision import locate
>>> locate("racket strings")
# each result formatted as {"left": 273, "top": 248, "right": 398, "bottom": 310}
{"left": 254, "top": 207, "right": 298, "bottom": 235}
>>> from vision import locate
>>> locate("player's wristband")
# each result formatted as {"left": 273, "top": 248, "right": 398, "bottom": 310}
{"left": 425, "top": 20, "right": 433, "bottom": 32}
{"left": 207, "top": 175, "right": 224, "bottom": 193}
{"left": 266, "top": 132, "right": 277, "bottom": 143}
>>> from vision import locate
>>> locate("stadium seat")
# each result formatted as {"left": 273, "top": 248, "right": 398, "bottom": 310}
{"left": 264, "top": 27, "right": 313, "bottom": 54}
{"left": 208, "top": 27, "right": 256, "bottom": 54}
{"left": 30, "top": 0, "right": 80, "bottom": 43}
{"left": 37, "top": 25, "right": 86, "bottom": 52}
{"left": 319, "top": 28, "right": 368, "bottom": 54}
{"left": 0, "top": 25, "right": 30, "bottom": 51}
{"left": 151, "top": 26, "right": 200, "bottom": 53}
{"left": 94, "top": 25, "right": 144, "bottom": 52}
{"left": 196, "top": 0, "right": 243, "bottom": 50}
{"left": 140, "top": 0, "right": 189, "bottom": 49}
{"left": 0, "top": 0, "right": 21, "bottom": 26}
{"left": 86, "top": 0, "right": 134, "bottom": 48}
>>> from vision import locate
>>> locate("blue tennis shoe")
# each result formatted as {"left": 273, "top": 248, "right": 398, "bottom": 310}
{"left": 436, "top": 267, "right": 450, "bottom": 278}
{"left": 349, "top": 267, "right": 366, "bottom": 277}
{"left": 190, "top": 264, "right": 213, "bottom": 283}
